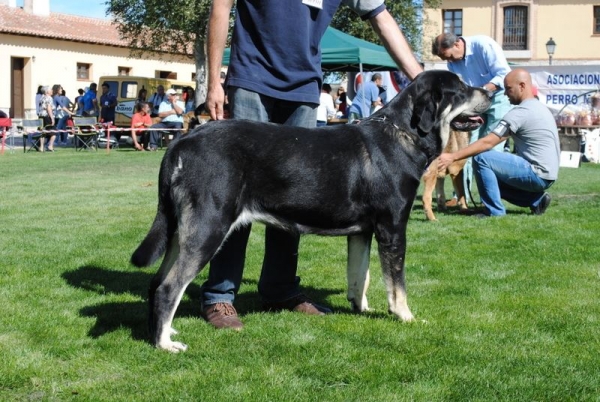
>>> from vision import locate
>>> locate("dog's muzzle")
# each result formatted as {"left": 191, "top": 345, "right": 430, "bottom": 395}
{"left": 450, "top": 115, "right": 485, "bottom": 132}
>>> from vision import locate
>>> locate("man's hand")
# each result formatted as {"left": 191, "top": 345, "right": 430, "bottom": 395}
{"left": 206, "top": 83, "right": 226, "bottom": 120}
{"left": 437, "top": 153, "right": 456, "bottom": 173}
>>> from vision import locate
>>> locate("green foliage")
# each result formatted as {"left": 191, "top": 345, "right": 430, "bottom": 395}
{"left": 1, "top": 148, "right": 599, "bottom": 400}
{"left": 106, "top": 0, "right": 212, "bottom": 59}
{"left": 331, "top": 0, "right": 442, "bottom": 54}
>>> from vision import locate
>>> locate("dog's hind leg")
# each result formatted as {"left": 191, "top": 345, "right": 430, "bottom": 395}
{"left": 150, "top": 225, "right": 228, "bottom": 353}
{"left": 346, "top": 234, "right": 372, "bottom": 313}
{"left": 148, "top": 235, "right": 183, "bottom": 348}
{"left": 375, "top": 222, "right": 414, "bottom": 322}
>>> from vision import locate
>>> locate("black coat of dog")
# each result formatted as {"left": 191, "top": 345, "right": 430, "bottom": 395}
{"left": 132, "top": 70, "right": 491, "bottom": 352}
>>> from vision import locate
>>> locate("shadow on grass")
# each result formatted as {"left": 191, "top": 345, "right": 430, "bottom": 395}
{"left": 62, "top": 265, "right": 345, "bottom": 343}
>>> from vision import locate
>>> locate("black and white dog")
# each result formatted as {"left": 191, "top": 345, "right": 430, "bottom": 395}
{"left": 132, "top": 71, "right": 491, "bottom": 352}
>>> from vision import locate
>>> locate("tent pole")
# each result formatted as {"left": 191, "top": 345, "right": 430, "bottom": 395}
{"left": 359, "top": 62, "right": 366, "bottom": 119}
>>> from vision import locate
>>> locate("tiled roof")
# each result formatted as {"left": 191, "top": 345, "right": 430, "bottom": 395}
{"left": 0, "top": 5, "right": 127, "bottom": 47}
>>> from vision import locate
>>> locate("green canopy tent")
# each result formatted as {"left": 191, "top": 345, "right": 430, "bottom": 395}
{"left": 221, "top": 26, "right": 397, "bottom": 72}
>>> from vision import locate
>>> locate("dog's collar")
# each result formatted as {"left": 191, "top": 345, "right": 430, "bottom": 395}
{"left": 354, "top": 116, "right": 400, "bottom": 130}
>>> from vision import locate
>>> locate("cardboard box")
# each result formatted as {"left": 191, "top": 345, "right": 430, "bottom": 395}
{"left": 560, "top": 151, "right": 581, "bottom": 168}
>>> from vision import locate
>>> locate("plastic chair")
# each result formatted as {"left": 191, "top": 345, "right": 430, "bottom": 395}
{"left": 73, "top": 116, "right": 99, "bottom": 151}
{"left": 18, "top": 119, "right": 44, "bottom": 153}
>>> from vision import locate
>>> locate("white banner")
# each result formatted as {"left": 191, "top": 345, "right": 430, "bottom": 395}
{"left": 518, "top": 65, "right": 600, "bottom": 116}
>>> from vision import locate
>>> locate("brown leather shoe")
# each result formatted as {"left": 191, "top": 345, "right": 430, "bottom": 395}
{"left": 263, "top": 294, "right": 332, "bottom": 315}
{"left": 201, "top": 303, "right": 243, "bottom": 330}
{"left": 445, "top": 198, "right": 458, "bottom": 207}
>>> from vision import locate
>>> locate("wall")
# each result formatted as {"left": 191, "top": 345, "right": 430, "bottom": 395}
{"left": 0, "top": 34, "right": 195, "bottom": 118}
{"left": 423, "top": 0, "right": 600, "bottom": 67}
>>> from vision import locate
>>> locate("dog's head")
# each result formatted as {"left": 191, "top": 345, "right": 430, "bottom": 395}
{"left": 379, "top": 70, "right": 491, "bottom": 152}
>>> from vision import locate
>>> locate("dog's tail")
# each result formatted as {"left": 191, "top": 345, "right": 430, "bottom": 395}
{"left": 131, "top": 157, "right": 177, "bottom": 267}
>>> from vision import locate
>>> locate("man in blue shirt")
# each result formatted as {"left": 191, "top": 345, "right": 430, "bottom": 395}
{"left": 348, "top": 73, "right": 384, "bottom": 122}
{"left": 202, "top": 0, "right": 423, "bottom": 330}
{"left": 432, "top": 33, "right": 512, "bottom": 204}
{"left": 82, "top": 83, "right": 98, "bottom": 118}
{"left": 99, "top": 83, "right": 118, "bottom": 124}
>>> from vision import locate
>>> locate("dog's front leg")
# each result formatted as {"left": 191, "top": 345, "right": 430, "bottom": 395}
{"left": 346, "top": 234, "right": 372, "bottom": 312}
{"left": 375, "top": 224, "right": 414, "bottom": 322}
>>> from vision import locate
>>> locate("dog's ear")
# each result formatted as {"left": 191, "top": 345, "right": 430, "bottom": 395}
{"left": 411, "top": 89, "right": 439, "bottom": 133}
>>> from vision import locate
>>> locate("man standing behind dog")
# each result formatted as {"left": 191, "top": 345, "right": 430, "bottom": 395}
{"left": 432, "top": 33, "right": 512, "bottom": 205}
{"left": 202, "top": 0, "right": 423, "bottom": 330}
{"left": 436, "top": 69, "right": 559, "bottom": 217}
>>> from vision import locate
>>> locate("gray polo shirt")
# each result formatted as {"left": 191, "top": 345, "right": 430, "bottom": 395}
{"left": 493, "top": 99, "right": 560, "bottom": 180}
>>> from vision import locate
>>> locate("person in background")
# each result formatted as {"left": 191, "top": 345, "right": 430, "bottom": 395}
{"left": 52, "top": 85, "right": 74, "bottom": 146}
{"left": 82, "top": 83, "right": 99, "bottom": 117}
{"left": 316, "top": 83, "right": 336, "bottom": 126}
{"left": 148, "top": 85, "right": 166, "bottom": 118}
{"left": 73, "top": 88, "right": 85, "bottom": 115}
{"left": 347, "top": 73, "right": 383, "bottom": 122}
{"left": 131, "top": 102, "right": 152, "bottom": 151}
{"left": 38, "top": 85, "right": 57, "bottom": 152}
{"left": 99, "top": 83, "right": 118, "bottom": 125}
{"left": 335, "top": 86, "right": 348, "bottom": 118}
{"left": 184, "top": 86, "right": 196, "bottom": 113}
{"left": 203, "top": 0, "right": 423, "bottom": 331}
{"left": 35, "top": 85, "right": 44, "bottom": 118}
{"left": 437, "top": 69, "right": 559, "bottom": 218}
{"left": 136, "top": 88, "right": 148, "bottom": 105}
{"left": 432, "top": 32, "right": 512, "bottom": 206}
{"left": 148, "top": 89, "right": 184, "bottom": 151}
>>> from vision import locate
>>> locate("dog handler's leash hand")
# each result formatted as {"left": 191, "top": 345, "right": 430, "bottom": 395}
{"left": 206, "top": 84, "right": 226, "bottom": 121}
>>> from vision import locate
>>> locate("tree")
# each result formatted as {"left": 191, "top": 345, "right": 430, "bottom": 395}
{"left": 106, "top": 0, "right": 214, "bottom": 104}
{"left": 331, "top": 0, "right": 442, "bottom": 55}
{"left": 106, "top": 1, "right": 441, "bottom": 103}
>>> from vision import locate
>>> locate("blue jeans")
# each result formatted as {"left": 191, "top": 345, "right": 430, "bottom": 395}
{"left": 149, "top": 121, "right": 182, "bottom": 147}
{"left": 463, "top": 92, "right": 512, "bottom": 201}
{"left": 56, "top": 115, "right": 70, "bottom": 143}
{"left": 201, "top": 87, "right": 318, "bottom": 306}
{"left": 473, "top": 150, "right": 554, "bottom": 216}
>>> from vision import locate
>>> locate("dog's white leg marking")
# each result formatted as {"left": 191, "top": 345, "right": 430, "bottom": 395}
{"left": 377, "top": 238, "right": 414, "bottom": 322}
{"left": 347, "top": 234, "right": 372, "bottom": 312}
{"left": 156, "top": 280, "right": 189, "bottom": 353}
{"left": 151, "top": 236, "right": 189, "bottom": 353}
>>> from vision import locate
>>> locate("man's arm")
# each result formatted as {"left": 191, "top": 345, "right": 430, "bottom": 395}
{"left": 206, "top": 0, "right": 235, "bottom": 120}
{"left": 368, "top": 10, "right": 423, "bottom": 80}
{"left": 158, "top": 100, "right": 184, "bottom": 118}
{"left": 437, "top": 133, "right": 505, "bottom": 172}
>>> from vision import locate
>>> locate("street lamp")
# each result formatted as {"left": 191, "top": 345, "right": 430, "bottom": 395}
{"left": 545, "top": 37, "right": 556, "bottom": 66}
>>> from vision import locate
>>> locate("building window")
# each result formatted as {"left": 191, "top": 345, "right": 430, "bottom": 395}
{"left": 118, "top": 67, "right": 131, "bottom": 76}
{"left": 594, "top": 6, "right": 600, "bottom": 34}
{"left": 503, "top": 6, "right": 528, "bottom": 50}
{"left": 443, "top": 9, "right": 462, "bottom": 35}
{"left": 77, "top": 63, "right": 91, "bottom": 80}
{"left": 156, "top": 71, "right": 177, "bottom": 80}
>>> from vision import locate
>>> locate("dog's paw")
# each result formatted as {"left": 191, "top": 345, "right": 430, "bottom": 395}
{"left": 157, "top": 340, "right": 188, "bottom": 353}
{"left": 350, "top": 300, "right": 370, "bottom": 313}
{"left": 389, "top": 307, "right": 415, "bottom": 322}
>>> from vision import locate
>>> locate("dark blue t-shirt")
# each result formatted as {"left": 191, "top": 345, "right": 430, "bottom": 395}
{"left": 226, "top": 0, "right": 385, "bottom": 105}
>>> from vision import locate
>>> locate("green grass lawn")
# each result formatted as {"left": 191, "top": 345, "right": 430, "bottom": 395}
{"left": 1, "top": 148, "right": 599, "bottom": 401}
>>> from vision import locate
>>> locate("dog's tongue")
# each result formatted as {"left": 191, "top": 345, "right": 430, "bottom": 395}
{"left": 469, "top": 116, "right": 484, "bottom": 124}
